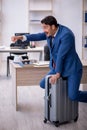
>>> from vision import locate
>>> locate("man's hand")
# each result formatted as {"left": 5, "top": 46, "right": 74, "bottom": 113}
{"left": 49, "top": 73, "right": 60, "bottom": 84}
{"left": 11, "top": 36, "right": 23, "bottom": 42}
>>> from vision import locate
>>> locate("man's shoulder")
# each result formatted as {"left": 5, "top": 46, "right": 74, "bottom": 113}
{"left": 59, "top": 24, "right": 74, "bottom": 37}
{"left": 59, "top": 24, "right": 72, "bottom": 32}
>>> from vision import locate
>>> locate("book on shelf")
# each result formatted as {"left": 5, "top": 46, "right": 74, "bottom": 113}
{"left": 30, "top": 20, "right": 40, "bottom": 22}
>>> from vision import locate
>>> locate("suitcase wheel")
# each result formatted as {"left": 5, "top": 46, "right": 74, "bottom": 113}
{"left": 74, "top": 115, "right": 78, "bottom": 122}
{"left": 44, "top": 118, "right": 47, "bottom": 123}
{"left": 53, "top": 121, "right": 59, "bottom": 127}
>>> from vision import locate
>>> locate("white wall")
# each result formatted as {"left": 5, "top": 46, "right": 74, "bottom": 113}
{"left": 53, "top": 0, "right": 82, "bottom": 59}
{"left": 2, "top": 0, "right": 28, "bottom": 45}
{"left": 1, "top": 0, "right": 29, "bottom": 60}
{"left": 1, "top": 0, "right": 82, "bottom": 59}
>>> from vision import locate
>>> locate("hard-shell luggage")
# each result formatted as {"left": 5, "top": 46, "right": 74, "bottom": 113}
{"left": 44, "top": 75, "right": 78, "bottom": 127}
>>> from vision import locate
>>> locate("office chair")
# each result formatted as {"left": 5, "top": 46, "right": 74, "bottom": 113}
{"left": 7, "top": 33, "right": 30, "bottom": 76}
{"left": 44, "top": 44, "right": 50, "bottom": 61}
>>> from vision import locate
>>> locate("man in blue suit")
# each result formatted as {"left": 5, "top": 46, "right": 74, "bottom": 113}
{"left": 11, "top": 16, "right": 87, "bottom": 102}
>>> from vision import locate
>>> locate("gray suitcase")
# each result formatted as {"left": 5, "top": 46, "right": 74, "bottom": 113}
{"left": 44, "top": 75, "right": 78, "bottom": 127}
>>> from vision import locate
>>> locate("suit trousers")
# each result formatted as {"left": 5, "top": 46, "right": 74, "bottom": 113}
{"left": 40, "top": 69, "right": 87, "bottom": 103}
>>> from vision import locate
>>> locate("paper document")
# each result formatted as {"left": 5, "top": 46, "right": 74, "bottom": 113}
{"left": 33, "top": 61, "right": 49, "bottom": 66}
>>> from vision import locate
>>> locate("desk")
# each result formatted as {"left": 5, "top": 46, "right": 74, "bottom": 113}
{"left": 11, "top": 62, "right": 49, "bottom": 111}
{"left": 0, "top": 46, "right": 44, "bottom": 60}
{"left": 11, "top": 59, "right": 87, "bottom": 110}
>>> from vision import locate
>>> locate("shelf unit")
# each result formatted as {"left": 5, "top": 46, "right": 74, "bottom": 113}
{"left": 29, "top": 0, "right": 53, "bottom": 34}
{"left": 0, "top": 0, "right": 2, "bottom": 43}
{"left": 28, "top": 0, "right": 53, "bottom": 47}
{"left": 82, "top": 0, "right": 87, "bottom": 59}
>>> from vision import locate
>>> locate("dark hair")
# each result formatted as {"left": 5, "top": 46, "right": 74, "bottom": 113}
{"left": 41, "top": 16, "right": 58, "bottom": 27}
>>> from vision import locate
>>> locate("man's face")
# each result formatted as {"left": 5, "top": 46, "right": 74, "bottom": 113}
{"left": 41, "top": 23, "right": 55, "bottom": 37}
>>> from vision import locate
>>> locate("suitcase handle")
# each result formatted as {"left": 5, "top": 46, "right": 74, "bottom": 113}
{"left": 49, "top": 94, "right": 51, "bottom": 107}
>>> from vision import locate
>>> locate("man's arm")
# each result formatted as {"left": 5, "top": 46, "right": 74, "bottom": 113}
{"left": 55, "top": 33, "right": 75, "bottom": 74}
{"left": 25, "top": 33, "right": 46, "bottom": 41}
{"left": 11, "top": 35, "right": 23, "bottom": 42}
{"left": 49, "top": 33, "right": 75, "bottom": 84}
{"left": 11, "top": 32, "right": 47, "bottom": 43}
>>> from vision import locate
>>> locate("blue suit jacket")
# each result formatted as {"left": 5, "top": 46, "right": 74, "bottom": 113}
{"left": 25, "top": 24, "right": 82, "bottom": 77}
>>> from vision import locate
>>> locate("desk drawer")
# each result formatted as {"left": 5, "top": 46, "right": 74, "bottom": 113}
{"left": 16, "top": 67, "right": 49, "bottom": 86}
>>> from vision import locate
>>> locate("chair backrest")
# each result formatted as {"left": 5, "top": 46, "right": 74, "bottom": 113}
{"left": 44, "top": 44, "right": 50, "bottom": 61}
